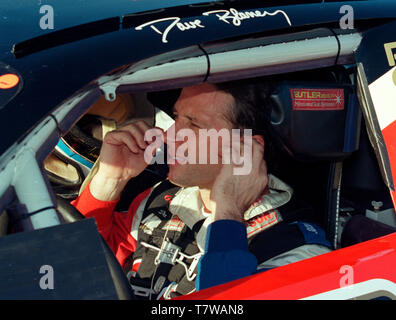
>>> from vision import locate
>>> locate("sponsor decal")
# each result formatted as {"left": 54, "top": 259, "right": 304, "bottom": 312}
{"left": 369, "top": 66, "right": 396, "bottom": 130}
{"left": 290, "top": 88, "right": 344, "bottom": 111}
{"left": 157, "top": 209, "right": 168, "bottom": 219}
{"left": 384, "top": 42, "right": 396, "bottom": 67}
{"left": 164, "top": 194, "right": 173, "bottom": 203}
{"left": 140, "top": 213, "right": 162, "bottom": 235}
{"left": 0, "top": 73, "right": 19, "bottom": 89}
{"left": 162, "top": 215, "right": 185, "bottom": 232}
{"left": 246, "top": 210, "right": 279, "bottom": 237}
{"left": 393, "top": 69, "right": 396, "bottom": 86}
{"left": 0, "top": 63, "right": 23, "bottom": 110}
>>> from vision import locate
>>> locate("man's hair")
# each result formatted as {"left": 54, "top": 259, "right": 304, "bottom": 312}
{"left": 213, "top": 78, "right": 278, "bottom": 171}
{"left": 214, "top": 78, "right": 273, "bottom": 136}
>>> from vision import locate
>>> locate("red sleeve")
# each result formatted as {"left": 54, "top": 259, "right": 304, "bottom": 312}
{"left": 71, "top": 183, "right": 151, "bottom": 268}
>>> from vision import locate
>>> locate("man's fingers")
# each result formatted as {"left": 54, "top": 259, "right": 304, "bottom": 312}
{"left": 104, "top": 130, "right": 140, "bottom": 154}
{"left": 123, "top": 125, "right": 149, "bottom": 149}
{"left": 134, "top": 120, "right": 154, "bottom": 134}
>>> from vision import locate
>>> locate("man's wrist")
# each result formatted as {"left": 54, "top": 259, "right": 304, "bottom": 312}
{"left": 213, "top": 204, "right": 244, "bottom": 223}
{"left": 89, "top": 173, "right": 128, "bottom": 201}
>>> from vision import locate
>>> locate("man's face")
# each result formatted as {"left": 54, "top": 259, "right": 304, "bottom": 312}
{"left": 166, "top": 83, "right": 235, "bottom": 189}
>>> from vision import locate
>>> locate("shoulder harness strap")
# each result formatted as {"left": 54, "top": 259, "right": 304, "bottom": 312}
{"left": 142, "top": 179, "right": 181, "bottom": 221}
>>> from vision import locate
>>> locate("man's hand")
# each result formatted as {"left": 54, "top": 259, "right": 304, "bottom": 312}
{"left": 210, "top": 137, "right": 268, "bottom": 222}
{"left": 90, "top": 121, "right": 162, "bottom": 201}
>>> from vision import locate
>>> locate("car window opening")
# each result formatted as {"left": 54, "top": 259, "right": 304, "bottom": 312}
{"left": 47, "top": 66, "right": 395, "bottom": 242}
{"left": 3, "top": 64, "right": 396, "bottom": 299}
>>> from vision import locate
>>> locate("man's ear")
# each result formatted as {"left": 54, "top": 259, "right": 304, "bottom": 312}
{"left": 252, "top": 135, "right": 265, "bottom": 147}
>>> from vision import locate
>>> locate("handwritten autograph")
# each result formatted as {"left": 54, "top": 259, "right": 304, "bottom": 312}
{"left": 135, "top": 8, "right": 292, "bottom": 44}
{"left": 135, "top": 17, "right": 205, "bottom": 44}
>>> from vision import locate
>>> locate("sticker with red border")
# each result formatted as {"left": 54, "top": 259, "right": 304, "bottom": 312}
{"left": 290, "top": 88, "right": 345, "bottom": 111}
{"left": 246, "top": 210, "right": 279, "bottom": 238}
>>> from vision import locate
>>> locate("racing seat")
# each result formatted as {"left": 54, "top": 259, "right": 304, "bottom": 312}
{"left": 265, "top": 67, "right": 362, "bottom": 248}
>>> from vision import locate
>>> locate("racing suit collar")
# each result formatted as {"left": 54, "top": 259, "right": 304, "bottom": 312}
{"left": 169, "top": 174, "right": 293, "bottom": 221}
{"left": 244, "top": 174, "right": 293, "bottom": 221}
{"left": 168, "top": 174, "right": 293, "bottom": 251}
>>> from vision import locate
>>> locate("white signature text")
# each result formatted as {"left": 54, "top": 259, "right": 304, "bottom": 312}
{"left": 135, "top": 8, "right": 292, "bottom": 43}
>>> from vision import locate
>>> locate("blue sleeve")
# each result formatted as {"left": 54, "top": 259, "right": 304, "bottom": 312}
{"left": 195, "top": 220, "right": 258, "bottom": 291}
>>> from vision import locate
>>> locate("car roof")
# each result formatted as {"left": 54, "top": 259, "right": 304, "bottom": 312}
{"left": 0, "top": 0, "right": 396, "bottom": 156}
{"left": 0, "top": 0, "right": 373, "bottom": 46}
{"left": 1, "top": 0, "right": 230, "bottom": 47}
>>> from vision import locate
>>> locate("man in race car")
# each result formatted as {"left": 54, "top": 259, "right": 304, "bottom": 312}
{"left": 72, "top": 79, "right": 332, "bottom": 299}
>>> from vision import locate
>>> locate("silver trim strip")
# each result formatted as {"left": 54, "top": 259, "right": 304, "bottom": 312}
{"left": 97, "top": 32, "right": 362, "bottom": 98}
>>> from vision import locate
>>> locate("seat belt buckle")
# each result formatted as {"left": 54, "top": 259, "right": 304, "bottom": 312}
{"left": 154, "top": 240, "right": 181, "bottom": 265}
{"left": 131, "top": 284, "right": 155, "bottom": 298}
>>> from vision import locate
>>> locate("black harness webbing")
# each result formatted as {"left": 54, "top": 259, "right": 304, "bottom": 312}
{"left": 124, "top": 180, "right": 326, "bottom": 299}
